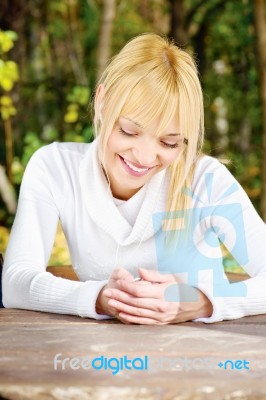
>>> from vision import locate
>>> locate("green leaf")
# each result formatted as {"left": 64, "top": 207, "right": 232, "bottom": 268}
{"left": 64, "top": 110, "right": 79, "bottom": 123}
{"left": 0, "top": 95, "right": 12, "bottom": 106}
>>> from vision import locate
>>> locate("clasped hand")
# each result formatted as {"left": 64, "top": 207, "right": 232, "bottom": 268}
{"left": 96, "top": 267, "right": 213, "bottom": 325}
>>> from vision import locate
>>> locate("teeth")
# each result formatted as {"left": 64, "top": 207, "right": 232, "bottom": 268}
{"left": 123, "top": 158, "right": 149, "bottom": 173}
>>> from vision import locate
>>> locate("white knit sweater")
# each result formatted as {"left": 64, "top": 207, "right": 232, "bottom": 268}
{"left": 3, "top": 139, "right": 266, "bottom": 323}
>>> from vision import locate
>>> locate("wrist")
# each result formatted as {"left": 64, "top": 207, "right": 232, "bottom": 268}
{"left": 96, "top": 286, "right": 107, "bottom": 315}
{"left": 195, "top": 289, "right": 213, "bottom": 318}
{"left": 177, "top": 287, "right": 213, "bottom": 321}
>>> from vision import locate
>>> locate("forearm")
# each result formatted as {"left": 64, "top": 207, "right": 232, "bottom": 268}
{"left": 195, "top": 274, "right": 266, "bottom": 323}
{"left": 2, "top": 260, "right": 110, "bottom": 319}
{"left": 171, "top": 286, "right": 213, "bottom": 323}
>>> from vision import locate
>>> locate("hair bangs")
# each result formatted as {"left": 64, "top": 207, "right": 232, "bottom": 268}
{"left": 120, "top": 72, "right": 180, "bottom": 137}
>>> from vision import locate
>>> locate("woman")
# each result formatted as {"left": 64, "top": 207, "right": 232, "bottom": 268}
{"left": 2, "top": 33, "right": 266, "bottom": 325}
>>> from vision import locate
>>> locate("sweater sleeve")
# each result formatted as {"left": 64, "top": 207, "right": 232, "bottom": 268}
{"left": 193, "top": 160, "right": 266, "bottom": 323}
{"left": 2, "top": 146, "right": 112, "bottom": 320}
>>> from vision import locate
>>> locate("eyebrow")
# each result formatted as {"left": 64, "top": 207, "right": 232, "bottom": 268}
{"left": 164, "top": 133, "right": 182, "bottom": 137}
{"left": 123, "top": 117, "right": 143, "bottom": 129}
{"left": 122, "top": 117, "right": 182, "bottom": 136}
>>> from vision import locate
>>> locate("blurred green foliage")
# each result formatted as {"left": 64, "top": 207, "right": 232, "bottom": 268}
{"left": 0, "top": 30, "right": 19, "bottom": 120}
{"left": 0, "top": 0, "right": 264, "bottom": 270}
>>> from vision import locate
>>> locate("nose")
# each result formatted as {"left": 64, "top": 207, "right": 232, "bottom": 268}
{"left": 131, "top": 140, "right": 158, "bottom": 167}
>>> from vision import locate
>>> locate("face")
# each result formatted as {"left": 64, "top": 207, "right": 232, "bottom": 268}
{"left": 103, "top": 115, "right": 186, "bottom": 200}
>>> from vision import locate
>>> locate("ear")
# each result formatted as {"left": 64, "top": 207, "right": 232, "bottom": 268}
{"left": 94, "top": 84, "right": 105, "bottom": 119}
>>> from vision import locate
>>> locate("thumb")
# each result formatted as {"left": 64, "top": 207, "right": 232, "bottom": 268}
{"left": 138, "top": 268, "right": 177, "bottom": 283}
{"left": 112, "top": 267, "right": 135, "bottom": 282}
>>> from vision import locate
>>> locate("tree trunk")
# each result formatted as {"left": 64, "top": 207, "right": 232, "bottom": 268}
{"left": 0, "top": 165, "right": 17, "bottom": 214}
{"left": 96, "top": 0, "right": 116, "bottom": 81}
{"left": 4, "top": 118, "right": 13, "bottom": 184}
{"left": 67, "top": 0, "right": 88, "bottom": 86}
{"left": 168, "top": 0, "right": 188, "bottom": 46}
{"left": 254, "top": 0, "right": 266, "bottom": 220}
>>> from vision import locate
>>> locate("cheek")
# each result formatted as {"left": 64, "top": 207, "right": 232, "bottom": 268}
{"left": 106, "top": 135, "right": 119, "bottom": 156}
{"left": 107, "top": 133, "right": 125, "bottom": 155}
{"left": 161, "top": 151, "right": 181, "bottom": 167}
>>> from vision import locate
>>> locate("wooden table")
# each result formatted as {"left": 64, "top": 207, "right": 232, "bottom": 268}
{"left": 0, "top": 309, "right": 266, "bottom": 400}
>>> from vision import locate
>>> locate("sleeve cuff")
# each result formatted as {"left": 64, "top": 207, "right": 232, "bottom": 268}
{"left": 77, "top": 279, "right": 115, "bottom": 320}
{"left": 192, "top": 282, "right": 225, "bottom": 323}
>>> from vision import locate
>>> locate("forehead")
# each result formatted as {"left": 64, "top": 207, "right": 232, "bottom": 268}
{"left": 120, "top": 114, "right": 181, "bottom": 134}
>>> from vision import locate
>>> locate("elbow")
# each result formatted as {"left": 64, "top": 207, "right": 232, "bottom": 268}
{"left": 2, "top": 266, "right": 18, "bottom": 308}
{"left": 1, "top": 262, "right": 36, "bottom": 309}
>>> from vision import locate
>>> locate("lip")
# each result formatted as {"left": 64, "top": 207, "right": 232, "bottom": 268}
{"left": 122, "top": 157, "right": 152, "bottom": 169}
{"left": 118, "top": 155, "right": 154, "bottom": 177}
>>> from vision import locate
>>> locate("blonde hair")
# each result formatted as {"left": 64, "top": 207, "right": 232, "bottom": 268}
{"left": 93, "top": 33, "right": 204, "bottom": 240}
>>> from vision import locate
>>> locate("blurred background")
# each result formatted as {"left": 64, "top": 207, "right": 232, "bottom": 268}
{"left": 0, "top": 0, "right": 266, "bottom": 269}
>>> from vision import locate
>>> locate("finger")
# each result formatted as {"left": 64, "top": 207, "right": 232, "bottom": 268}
{"left": 104, "top": 287, "right": 136, "bottom": 302}
{"left": 133, "top": 277, "right": 153, "bottom": 286}
{"left": 105, "top": 288, "right": 169, "bottom": 312}
{"left": 111, "top": 311, "right": 132, "bottom": 325}
{"left": 138, "top": 268, "right": 180, "bottom": 284}
{"left": 111, "top": 267, "right": 135, "bottom": 282}
{"left": 118, "top": 312, "right": 168, "bottom": 325}
{"left": 107, "top": 298, "right": 168, "bottom": 321}
{"left": 106, "top": 301, "right": 132, "bottom": 324}
{"left": 117, "top": 279, "right": 163, "bottom": 298}
{"left": 116, "top": 315, "right": 132, "bottom": 325}
{"left": 135, "top": 280, "right": 153, "bottom": 286}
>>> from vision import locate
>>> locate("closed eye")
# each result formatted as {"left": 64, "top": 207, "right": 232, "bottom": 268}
{"left": 118, "top": 127, "right": 182, "bottom": 149}
{"left": 161, "top": 142, "right": 179, "bottom": 149}
{"left": 118, "top": 128, "right": 136, "bottom": 136}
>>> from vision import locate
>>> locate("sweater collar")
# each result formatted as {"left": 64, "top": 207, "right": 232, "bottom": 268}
{"left": 79, "top": 138, "right": 168, "bottom": 246}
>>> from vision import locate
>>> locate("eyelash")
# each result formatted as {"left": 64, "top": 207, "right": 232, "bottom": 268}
{"left": 118, "top": 128, "right": 179, "bottom": 149}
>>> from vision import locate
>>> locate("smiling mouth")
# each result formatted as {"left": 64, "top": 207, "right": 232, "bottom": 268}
{"left": 118, "top": 155, "right": 155, "bottom": 176}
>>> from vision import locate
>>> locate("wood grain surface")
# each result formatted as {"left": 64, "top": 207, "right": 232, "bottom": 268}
{"left": 0, "top": 308, "right": 266, "bottom": 400}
